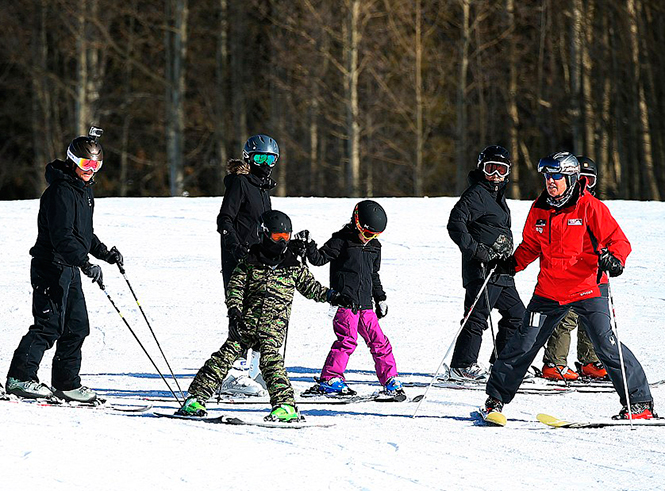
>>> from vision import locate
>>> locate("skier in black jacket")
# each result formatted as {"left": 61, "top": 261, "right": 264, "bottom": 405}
{"left": 6, "top": 127, "right": 122, "bottom": 403}
{"left": 215, "top": 134, "right": 279, "bottom": 396}
{"left": 216, "top": 134, "right": 278, "bottom": 290}
{"left": 446, "top": 145, "right": 525, "bottom": 381}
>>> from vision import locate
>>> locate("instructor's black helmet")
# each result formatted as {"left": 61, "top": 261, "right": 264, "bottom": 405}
{"left": 353, "top": 200, "right": 387, "bottom": 239}
{"left": 242, "top": 134, "right": 280, "bottom": 165}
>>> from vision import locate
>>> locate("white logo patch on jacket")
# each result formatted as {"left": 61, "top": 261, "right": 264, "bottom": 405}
{"left": 568, "top": 218, "right": 583, "bottom": 226}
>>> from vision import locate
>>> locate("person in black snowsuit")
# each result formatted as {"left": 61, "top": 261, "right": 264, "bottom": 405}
{"left": 446, "top": 145, "right": 525, "bottom": 381}
{"left": 6, "top": 127, "right": 122, "bottom": 403}
{"left": 216, "top": 134, "right": 278, "bottom": 291}
{"left": 214, "top": 134, "right": 279, "bottom": 396}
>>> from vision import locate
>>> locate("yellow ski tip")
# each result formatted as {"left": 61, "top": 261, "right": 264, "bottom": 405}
{"left": 485, "top": 411, "right": 507, "bottom": 427}
{"left": 537, "top": 413, "right": 568, "bottom": 427}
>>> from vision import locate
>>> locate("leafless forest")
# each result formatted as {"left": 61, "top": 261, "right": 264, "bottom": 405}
{"left": 0, "top": 0, "right": 663, "bottom": 200}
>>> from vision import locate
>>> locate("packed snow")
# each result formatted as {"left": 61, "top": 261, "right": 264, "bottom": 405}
{"left": 1, "top": 196, "right": 664, "bottom": 490}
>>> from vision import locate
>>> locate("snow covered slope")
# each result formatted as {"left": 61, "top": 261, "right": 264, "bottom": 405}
{"left": 1, "top": 196, "right": 664, "bottom": 490}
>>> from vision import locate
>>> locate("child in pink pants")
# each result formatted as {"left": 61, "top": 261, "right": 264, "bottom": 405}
{"left": 299, "top": 201, "right": 404, "bottom": 399}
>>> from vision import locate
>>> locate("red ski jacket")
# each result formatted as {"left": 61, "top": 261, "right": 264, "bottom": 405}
{"left": 514, "top": 184, "right": 631, "bottom": 304}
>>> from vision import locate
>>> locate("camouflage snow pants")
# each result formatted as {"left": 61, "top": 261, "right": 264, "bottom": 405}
{"left": 543, "top": 310, "right": 600, "bottom": 366}
{"left": 187, "top": 322, "right": 294, "bottom": 408}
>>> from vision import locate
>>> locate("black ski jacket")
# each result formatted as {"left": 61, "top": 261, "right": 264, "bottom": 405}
{"left": 447, "top": 170, "right": 515, "bottom": 288}
{"left": 216, "top": 160, "right": 276, "bottom": 258}
{"left": 306, "top": 224, "right": 386, "bottom": 310}
{"left": 30, "top": 159, "right": 108, "bottom": 267}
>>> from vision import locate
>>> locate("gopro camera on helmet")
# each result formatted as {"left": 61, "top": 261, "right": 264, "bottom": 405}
{"left": 88, "top": 126, "right": 104, "bottom": 142}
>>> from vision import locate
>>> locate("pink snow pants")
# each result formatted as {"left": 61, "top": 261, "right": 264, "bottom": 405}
{"left": 320, "top": 307, "right": 398, "bottom": 385}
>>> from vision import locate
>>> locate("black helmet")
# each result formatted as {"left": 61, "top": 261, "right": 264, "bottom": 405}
{"left": 477, "top": 145, "right": 511, "bottom": 168}
{"left": 538, "top": 152, "right": 580, "bottom": 207}
{"left": 260, "top": 210, "right": 292, "bottom": 239}
{"left": 477, "top": 145, "right": 511, "bottom": 178}
{"left": 353, "top": 200, "right": 387, "bottom": 238}
{"left": 242, "top": 134, "right": 280, "bottom": 165}
{"left": 577, "top": 156, "right": 597, "bottom": 177}
{"left": 67, "top": 128, "right": 104, "bottom": 172}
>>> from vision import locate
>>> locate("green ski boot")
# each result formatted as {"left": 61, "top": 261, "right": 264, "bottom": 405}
{"left": 176, "top": 396, "right": 207, "bottom": 417}
{"left": 265, "top": 404, "right": 303, "bottom": 423}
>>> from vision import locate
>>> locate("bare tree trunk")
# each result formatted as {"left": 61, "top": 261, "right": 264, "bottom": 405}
{"left": 75, "top": 0, "right": 103, "bottom": 134}
{"left": 231, "top": 2, "right": 246, "bottom": 153}
{"left": 455, "top": 0, "right": 470, "bottom": 195}
{"left": 506, "top": 0, "right": 521, "bottom": 199}
{"left": 165, "top": 0, "right": 188, "bottom": 196}
{"left": 345, "top": 0, "right": 361, "bottom": 197}
{"left": 30, "top": 0, "right": 52, "bottom": 195}
{"left": 627, "top": 0, "right": 659, "bottom": 199}
{"left": 581, "top": 1, "right": 596, "bottom": 160}
{"left": 120, "top": 0, "right": 137, "bottom": 197}
{"left": 569, "top": 0, "right": 583, "bottom": 152}
{"left": 216, "top": 0, "right": 229, "bottom": 195}
{"left": 413, "top": 0, "right": 423, "bottom": 196}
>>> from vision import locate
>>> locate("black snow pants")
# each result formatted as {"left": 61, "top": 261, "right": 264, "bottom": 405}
{"left": 450, "top": 281, "right": 524, "bottom": 368}
{"left": 7, "top": 259, "right": 90, "bottom": 391}
{"left": 486, "top": 284, "right": 652, "bottom": 406}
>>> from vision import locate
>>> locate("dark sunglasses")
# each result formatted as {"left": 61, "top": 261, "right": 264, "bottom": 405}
{"left": 544, "top": 173, "right": 565, "bottom": 181}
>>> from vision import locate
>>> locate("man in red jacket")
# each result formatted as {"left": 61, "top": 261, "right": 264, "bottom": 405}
{"left": 482, "top": 152, "right": 656, "bottom": 420}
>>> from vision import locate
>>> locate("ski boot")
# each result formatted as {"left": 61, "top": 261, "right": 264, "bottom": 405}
{"left": 54, "top": 386, "right": 99, "bottom": 403}
{"left": 218, "top": 373, "right": 267, "bottom": 397}
{"left": 577, "top": 362, "right": 608, "bottom": 380}
{"left": 265, "top": 404, "right": 303, "bottom": 423}
{"left": 541, "top": 363, "right": 579, "bottom": 381}
{"left": 612, "top": 401, "right": 658, "bottom": 420}
{"left": 176, "top": 396, "right": 207, "bottom": 417}
{"left": 301, "top": 377, "right": 357, "bottom": 397}
{"left": 448, "top": 363, "right": 489, "bottom": 382}
{"left": 483, "top": 396, "right": 504, "bottom": 414}
{"left": 378, "top": 377, "right": 406, "bottom": 401}
{"left": 6, "top": 378, "right": 54, "bottom": 399}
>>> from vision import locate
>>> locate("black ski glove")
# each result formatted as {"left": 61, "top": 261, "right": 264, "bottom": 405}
{"left": 492, "top": 255, "right": 517, "bottom": 276}
{"left": 103, "top": 246, "right": 124, "bottom": 267}
{"left": 81, "top": 261, "right": 103, "bottom": 286}
{"left": 474, "top": 243, "right": 499, "bottom": 264}
{"left": 231, "top": 243, "right": 249, "bottom": 262}
{"left": 599, "top": 249, "right": 624, "bottom": 277}
{"left": 375, "top": 300, "right": 388, "bottom": 319}
{"left": 491, "top": 234, "right": 513, "bottom": 259}
{"left": 227, "top": 307, "right": 244, "bottom": 342}
{"left": 327, "top": 290, "right": 358, "bottom": 312}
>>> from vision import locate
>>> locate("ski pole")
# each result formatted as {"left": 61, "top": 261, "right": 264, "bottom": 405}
{"left": 481, "top": 264, "right": 499, "bottom": 361}
{"left": 607, "top": 279, "right": 634, "bottom": 429}
{"left": 116, "top": 263, "right": 185, "bottom": 400}
{"left": 98, "top": 281, "right": 183, "bottom": 405}
{"left": 412, "top": 266, "right": 497, "bottom": 418}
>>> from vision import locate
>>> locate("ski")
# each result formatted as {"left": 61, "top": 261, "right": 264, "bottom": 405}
{"left": 475, "top": 407, "right": 507, "bottom": 427}
{"left": 154, "top": 411, "right": 334, "bottom": 428}
{"left": 138, "top": 392, "right": 423, "bottom": 405}
{"left": 537, "top": 413, "right": 665, "bottom": 429}
{"left": 423, "top": 380, "right": 571, "bottom": 395}
{"left": 1, "top": 394, "right": 152, "bottom": 412}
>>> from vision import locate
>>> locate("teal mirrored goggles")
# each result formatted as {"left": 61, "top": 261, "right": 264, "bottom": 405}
{"left": 251, "top": 153, "right": 278, "bottom": 166}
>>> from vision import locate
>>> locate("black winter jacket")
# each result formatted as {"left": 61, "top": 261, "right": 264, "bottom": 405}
{"left": 30, "top": 160, "right": 108, "bottom": 267}
{"left": 447, "top": 170, "right": 515, "bottom": 288}
{"left": 216, "top": 160, "right": 276, "bottom": 256}
{"left": 306, "top": 224, "right": 386, "bottom": 310}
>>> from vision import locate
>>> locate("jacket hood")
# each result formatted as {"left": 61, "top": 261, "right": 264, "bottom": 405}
{"left": 224, "top": 159, "right": 277, "bottom": 190}
{"left": 227, "top": 158, "right": 250, "bottom": 175}
{"left": 45, "top": 159, "right": 90, "bottom": 189}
